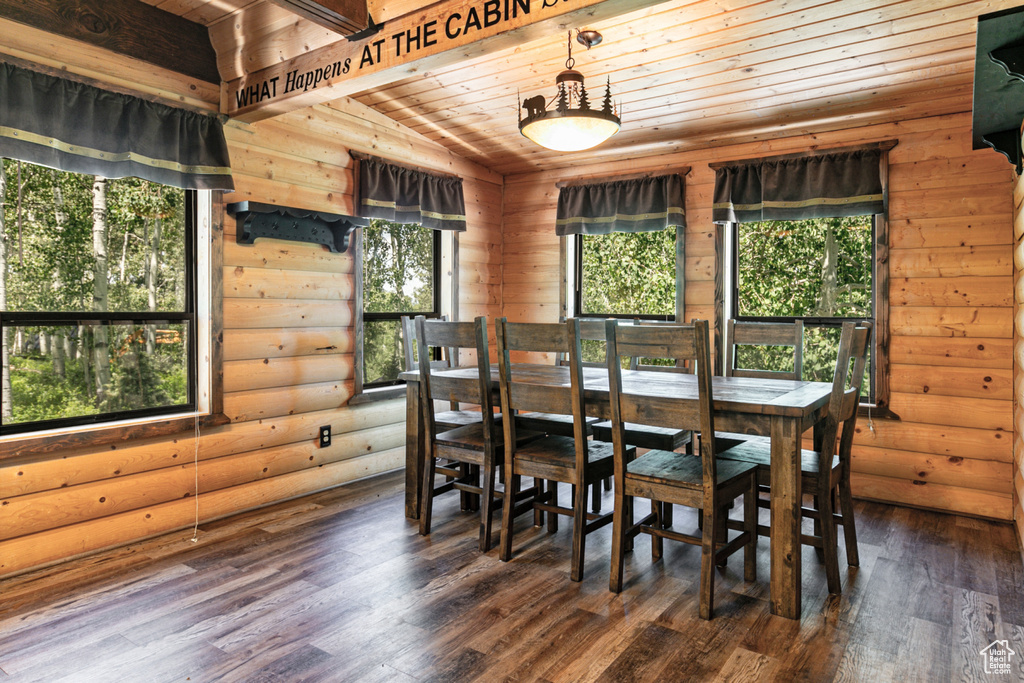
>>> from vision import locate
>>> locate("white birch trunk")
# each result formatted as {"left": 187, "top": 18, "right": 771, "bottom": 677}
{"left": 91, "top": 177, "right": 110, "bottom": 406}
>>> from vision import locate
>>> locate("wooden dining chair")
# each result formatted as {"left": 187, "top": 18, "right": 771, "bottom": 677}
{"left": 717, "top": 321, "right": 871, "bottom": 595}
{"left": 495, "top": 317, "right": 629, "bottom": 582}
{"left": 402, "top": 315, "right": 488, "bottom": 430}
{"left": 717, "top": 319, "right": 806, "bottom": 517}
{"left": 416, "top": 315, "right": 542, "bottom": 552}
{"left": 605, "top": 319, "right": 758, "bottom": 619}
{"left": 725, "top": 319, "right": 804, "bottom": 382}
{"left": 592, "top": 319, "right": 694, "bottom": 453}
{"left": 514, "top": 318, "right": 602, "bottom": 438}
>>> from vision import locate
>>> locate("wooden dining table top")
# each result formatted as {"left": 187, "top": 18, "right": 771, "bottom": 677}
{"left": 399, "top": 363, "right": 834, "bottom": 420}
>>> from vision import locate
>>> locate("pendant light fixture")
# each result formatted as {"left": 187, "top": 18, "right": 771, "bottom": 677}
{"left": 518, "top": 29, "right": 621, "bottom": 152}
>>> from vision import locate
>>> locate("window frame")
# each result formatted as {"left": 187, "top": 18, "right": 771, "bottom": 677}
{"left": 568, "top": 226, "right": 685, "bottom": 322}
{"left": 0, "top": 188, "right": 223, "bottom": 459}
{"left": 724, "top": 211, "right": 890, "bottom": 412}
{"left": 354, "top": 222, "right": 443, "bottom": 395}
{"left": 0, "top": 185, "right": 199, "bottom": 437}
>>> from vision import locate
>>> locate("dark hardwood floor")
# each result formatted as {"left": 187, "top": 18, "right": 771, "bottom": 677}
{"left": 1, "top": 469, "right": 1022, "bottom": 682}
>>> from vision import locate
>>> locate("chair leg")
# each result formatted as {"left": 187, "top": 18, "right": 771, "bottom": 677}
{"left": 419, "top": 451, "right": 438, "bottom": 537}
{"left": 610, "top": 490, "right": 628, "bottom": 593}
{"left": 715, "top": 505, "right": 728, "bottom": 568}
{"left": 812, "top": 494, "right": 825, "bottom": 562}
{"left": 818, "top": 486, "right": 842, "bottom": 595}
{"left": 699, "top": 505, "right": 715, "bottom": 620}
{"left": 624, "top": 493, "right": 635, "bottom": 553}
{"left": 570, "top": 480, "right": 588, "bottom": 582}
{"left": 592, "top": 480, "right": 602, "bottom": 513}
{"left": 743, "top": 475, "right": 757, "bottom": 582}
{"left": 534, "top": 479, "right": 545, "bottom": 527}
{"left": 603, "top": 476, "right": 612, "bottom": 491}
{"left": 838, "top": 480, "right": 860, "bottom": 567}
{"left": 479, "top": 462, "right": 497, "bottom": 552}
{"left": 548, "top": 481, "right": 560, "bottom": 533}
{"left": 651, "top": 500, "right": 663, "bottom": 561}
{"left": 460, "top": 462, "right": 472, "bottom": 512}
{"left": 499, "top": 465, "right": 518, "bottom": 562}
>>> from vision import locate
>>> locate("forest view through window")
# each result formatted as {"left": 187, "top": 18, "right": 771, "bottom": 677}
{"left": 733, "top": 215, "right": 874, "bottom": 398}
{"left": 0, "top": 159, "right": 194, "bottom": 434}
{"left": 576, "top": 228, "right": 676, "bottom": 364}
{"left": 362, "top": 219, "right": 439, "bottom": 387}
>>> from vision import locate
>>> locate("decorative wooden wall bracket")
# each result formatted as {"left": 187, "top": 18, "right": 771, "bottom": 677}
{"left": 227, "top": 201, "right": 368, "bottom": 253}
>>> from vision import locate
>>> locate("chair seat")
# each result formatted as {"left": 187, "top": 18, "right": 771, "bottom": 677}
{"left": 516, "top": 438, "right": 610, "bottom": 475}
{"left": 716, "top": 439, "right": 840, "bottom": 478}
{"left": 713, "top": 431, "right": 763, "bottom": 449}
{"left": 437, "top": 423, "right": 543, "bottom": 451}
{"left": 592, "top": 421, "right": 692, "bottom": 451}
{"left": 435, "top": 409, "right": 499, "bottom": 430}
{"left": 516, "top": 412, "right": 598, "bottom": 437}
{"left": 627, "top": 449, "right": 757, "bottom": 488}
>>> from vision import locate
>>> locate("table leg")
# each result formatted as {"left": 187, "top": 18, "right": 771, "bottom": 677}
{"left": 405, "top": 382, "right": 424, "bottom": 519}
{"left": 769, "top": 414, "right": 802, "bottom": 619}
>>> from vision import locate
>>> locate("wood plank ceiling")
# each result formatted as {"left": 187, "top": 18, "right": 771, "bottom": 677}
{"left": 145, "top": 0, "right": 1024, "bottom": 176}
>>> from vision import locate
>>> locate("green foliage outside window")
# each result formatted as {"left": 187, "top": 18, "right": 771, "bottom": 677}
{"left": 735, "top": 216, "right": 873, "bottom": 389}
{"left": 362, "top": 219, "right": 436, "bottom": 386}
{"left": 579, "top": 228, "right": 676, "bottom": 317}
{"left": 1, "top": 159, "right": 190, "bottom": 428}
{"left": 578, "top": 228, "right": 676, "bottom": 365}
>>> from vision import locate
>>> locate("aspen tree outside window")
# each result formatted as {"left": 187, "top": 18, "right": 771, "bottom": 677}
{"left": 361, "top": 219, "right": 441, "bottom": 388}
{"left": 0, "top": 160, "right": 198, "bottom": 435}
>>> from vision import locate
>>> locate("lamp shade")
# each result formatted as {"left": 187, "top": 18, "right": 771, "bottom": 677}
{"left": 519, "top": 109, "right": 621, "bottom": 152}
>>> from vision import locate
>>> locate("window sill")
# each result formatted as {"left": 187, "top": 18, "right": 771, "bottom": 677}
{"left": 0, "top": 411, "right": 230, "bottom": 464}
{"left": 349, "top": 385, "right": 407, "bottom": 406}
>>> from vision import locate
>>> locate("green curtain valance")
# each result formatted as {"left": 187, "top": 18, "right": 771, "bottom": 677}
{"left": 555, "top": 173, "right": 685, "bottom": 236}
{"left": 712, "top": 148, "right": 884, "bottom": 224}
{"left": 356, "top": 156, "right": 467, "bottom": 231}
{"left": 0, "top": 62, "right": 233, "bottom": 190}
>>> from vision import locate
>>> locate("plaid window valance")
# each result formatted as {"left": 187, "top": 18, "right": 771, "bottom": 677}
{"left": 0, "top": 62, "right": 233, "bottom": 190}
{"left": 555, "top": 173, "right": 685, "bottom": 236}
{"left": 713, "top": 148, "right": 885, "bottom": 224}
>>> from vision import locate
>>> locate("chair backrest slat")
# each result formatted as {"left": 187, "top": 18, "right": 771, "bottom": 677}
{"left": 726, "top": 319, "right": 803, "bottom": 381}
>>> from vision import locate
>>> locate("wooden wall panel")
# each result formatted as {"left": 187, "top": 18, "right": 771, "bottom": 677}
{"left": 503, "top": 111, "right": 1016, "bottom": 521}
{"left": 1013, "top": 169, "right": 1024, "bottom": 550}
{"left": 0, "top": 36, "right": 503, "bottom": 577}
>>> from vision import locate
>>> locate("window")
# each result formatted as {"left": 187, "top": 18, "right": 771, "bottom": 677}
{"left": 361, "top": 219, "right": 441, "bottom": 388}
{"left": 0, "top": 159, "right": 198, "bottom": 435}
{"left": 727, "top": 214, "right": 883, "bottom": 403}
{"left": 574, "top": 228, "right": 678, "bottom": 320}
{"left": 571, "top": 228, "right": 680, "bottom": 365}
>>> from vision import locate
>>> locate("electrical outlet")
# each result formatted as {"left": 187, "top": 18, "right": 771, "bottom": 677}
{"left": 319, "top": 425, "right": 331, "bottom": 447}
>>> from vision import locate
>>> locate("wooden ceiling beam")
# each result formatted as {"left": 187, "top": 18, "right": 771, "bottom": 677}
{"left": 223, "top": 0, "right": 676, "bottom": 122}
{"left": 0, "top": 0, "right": 220, "bottom": 84}
{"left": 268, "top": 0, "right": 368, "bottom": 35}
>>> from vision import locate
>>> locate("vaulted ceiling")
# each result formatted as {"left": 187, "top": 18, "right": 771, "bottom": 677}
{"left": 107, "top": 0, "right": 1024, "bottom": 175}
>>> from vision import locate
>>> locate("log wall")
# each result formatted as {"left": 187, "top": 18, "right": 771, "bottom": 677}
{"left": 503, "top": 112, "right": 1016, "bottom": 521}
{"left": 1013, "top": 160, "right": 1024, "bottom": 548}
{"left": 0, "top": 25, "right": 503, "bottom": 578}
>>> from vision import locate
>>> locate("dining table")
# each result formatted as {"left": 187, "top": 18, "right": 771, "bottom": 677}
{"left": 399, "top": 363, "right": 834, "bottom": 620}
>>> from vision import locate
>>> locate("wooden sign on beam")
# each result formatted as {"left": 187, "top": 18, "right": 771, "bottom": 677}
{"left": 223, "top": 0, "right": 669, "bottom": 122}
{"left": 270, "top": 0, "right": 369, "bottom": 35}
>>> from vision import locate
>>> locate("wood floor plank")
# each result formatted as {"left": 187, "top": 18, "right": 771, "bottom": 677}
{"left": 0, "top": 469, "right": 1021, "bottom": 682}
